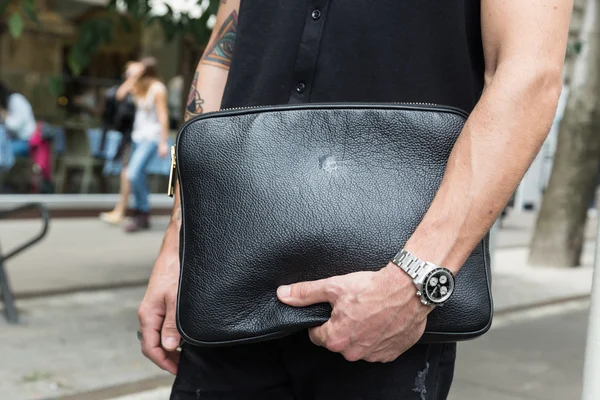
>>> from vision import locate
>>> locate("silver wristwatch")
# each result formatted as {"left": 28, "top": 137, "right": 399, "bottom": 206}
{"left": 390, "top": 249, "right": 456, "bottom": 307}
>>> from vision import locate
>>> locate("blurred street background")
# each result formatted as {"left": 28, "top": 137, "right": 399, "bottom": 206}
{"left": 2, "top": 0, "right": 600, "bottom": 399}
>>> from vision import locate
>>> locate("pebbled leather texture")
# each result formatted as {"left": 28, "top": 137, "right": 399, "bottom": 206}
{"left": 176, "top": 103, "right": 493, "bottom": 347}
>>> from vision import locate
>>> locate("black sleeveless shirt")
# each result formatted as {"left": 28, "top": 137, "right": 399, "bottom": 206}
{"left": 221, "top": 0, "right": 485, "bottom": 114}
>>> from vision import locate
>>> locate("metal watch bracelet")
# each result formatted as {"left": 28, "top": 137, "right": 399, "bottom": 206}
{"left": 391, "top": 249, "right": 427, "bottom": 280}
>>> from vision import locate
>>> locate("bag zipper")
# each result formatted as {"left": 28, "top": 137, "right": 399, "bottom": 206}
{"left": 167, "top": 102, "right": 465, "bottom": 197}
{"left": 214, "top": 101, "right": 443, "bottom": 113}
{"left": 168, "top": 145, "right": 177, "bottom": 198}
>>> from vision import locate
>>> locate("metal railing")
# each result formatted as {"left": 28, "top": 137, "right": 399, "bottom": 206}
{"left": 0, "top": 203, "right": 50, "bottom": 323}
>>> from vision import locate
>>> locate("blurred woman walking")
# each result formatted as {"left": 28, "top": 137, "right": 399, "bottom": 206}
{"left": 116, "top": 57, "right": 169, "bottom": 232}
{"left": 99, "top": 61, "right": 138, "bottom": 225}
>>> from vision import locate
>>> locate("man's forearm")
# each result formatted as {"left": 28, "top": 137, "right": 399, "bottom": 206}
{"left": 161, "top": 183, "right": 182, "bottom": 253}
{"left": 159, "top": 1, "right": 239, "bottom": 255}
{"left": 183, "top": 8, "right": 238, "bottom": 122}
{"left": 404, "top": 65, "right": 563, "bottom": 273}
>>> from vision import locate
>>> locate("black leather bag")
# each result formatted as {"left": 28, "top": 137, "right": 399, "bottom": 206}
{"left": 175, "top": 103, "right": 493, "bottom": 347}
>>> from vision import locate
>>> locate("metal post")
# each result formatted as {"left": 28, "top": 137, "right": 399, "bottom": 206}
{"left": 0, "top": 203, "right": 50, "bottom": 324}
{"left": 582, "top": 187, "right": 600, "bottom": 400}
{"left": 0, "top": 255, "right": 19, "bottom": 323}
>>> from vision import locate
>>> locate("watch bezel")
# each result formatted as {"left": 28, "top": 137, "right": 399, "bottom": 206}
{"left": 422, "top": 267, "right": 455, "bottom": 305}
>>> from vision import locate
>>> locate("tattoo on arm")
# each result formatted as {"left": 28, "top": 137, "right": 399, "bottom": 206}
{"left": 184, "top": 10, "right": 237, "bottom": 121}
{"left": 184, "top": 71, "right": 204, "bottom": 121}
{"left": 200, "top": 11, "right": 238, "bottom": 70}
{"left": 175, "top": 206, "right": 182, "bottom": 222}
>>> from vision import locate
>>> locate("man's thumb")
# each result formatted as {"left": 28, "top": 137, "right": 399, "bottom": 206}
{"left": 161, "top": 296, "right": 181, "bottom": 351}
{"left": 277, "top": 279, "right": 333, "bottom": 307}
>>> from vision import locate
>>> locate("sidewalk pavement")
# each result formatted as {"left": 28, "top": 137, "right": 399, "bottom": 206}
{"left": 450, "top": 300, "right": 589, "bottom": 400}
{"left": 0, "top": 210, "right": 597, "bottom": 399}
{"left": 0, "top": 216, "right": 169, "bottom": 297}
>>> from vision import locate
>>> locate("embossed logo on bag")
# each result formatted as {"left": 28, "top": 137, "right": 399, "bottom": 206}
{"left": 319, "top": 155, "right": 338, "bottom": 172}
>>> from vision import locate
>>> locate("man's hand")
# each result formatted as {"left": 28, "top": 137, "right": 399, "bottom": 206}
{"left": 138, "top": 248, "right": 181, "bottom": 375}
{"left": 136, "top": 0, "right": 239, "bottom": 374}
{"left": 277, "top": 264, "right": 431, "bottom": 363}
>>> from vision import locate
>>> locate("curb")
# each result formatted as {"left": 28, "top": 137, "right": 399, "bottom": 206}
{"left": 494, "top": 293, "right": 591, "bottom": 316}
{"left": 39, "top": 376, "right": 174, "bottom": 400}
{"left": 13, "top": 280, "right": 149, "bottom": 300}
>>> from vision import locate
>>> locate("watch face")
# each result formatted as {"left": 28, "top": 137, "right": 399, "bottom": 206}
{"left": 424, "top": 268, "right": 455, "bottom": 304}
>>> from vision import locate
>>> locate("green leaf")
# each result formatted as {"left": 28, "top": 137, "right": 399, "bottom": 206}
{"left": 205, "top": 0, "right": 220, "bottom": 16}
{"left": 0, "top": 0, "right": 10, "bottom": 16}
{"left": 32, "top": 83, "right": 41, "bottom": 104}
{"left": 8, "top": 12, "right": 24, "bottom": 38}
{"left": 144, "top": 16, "right": 153, "bottom": 26}
{"left": 23, "top": 0, "right": 37, "bottom": 21}
{"left": 67, "top": 48, "right": 85, "bottom": 76}
{"left": 47, "top": 76, "right": 64, "bottom": 98}
{"left": 120, "top": 15, "right": 132, "bottom": 32}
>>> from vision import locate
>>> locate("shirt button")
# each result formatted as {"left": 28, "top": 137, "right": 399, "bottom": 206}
{"left": 296, "top": 82, "right": 306, "bottom": 93}
{"left": 311, "top": 9, "right": 321, "bottom": 20}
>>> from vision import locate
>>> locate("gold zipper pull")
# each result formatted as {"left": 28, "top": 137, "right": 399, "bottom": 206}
{"left": 167, "top": 145, "right": 177, "bottom": 198}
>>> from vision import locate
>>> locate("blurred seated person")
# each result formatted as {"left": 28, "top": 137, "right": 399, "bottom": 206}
{"left": 0, "top": 81, "right": 36, "bottom": 156}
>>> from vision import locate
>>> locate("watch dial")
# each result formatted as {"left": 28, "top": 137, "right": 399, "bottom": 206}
{"left": 424, "top": 269, "right": 454, "bottom": 304}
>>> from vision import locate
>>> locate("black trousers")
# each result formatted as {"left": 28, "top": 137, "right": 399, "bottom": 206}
{"left": 170, "top": 331, "right": 456, "bottom": 400}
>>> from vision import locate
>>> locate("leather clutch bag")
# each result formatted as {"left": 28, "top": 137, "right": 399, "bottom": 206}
{"left": 173, "top": 103, "right": 493, "bottom": 347}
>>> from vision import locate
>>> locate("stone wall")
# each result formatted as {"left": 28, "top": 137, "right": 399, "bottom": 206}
{"left": 0, "top": 0, "right": 183, "bottom": 122}
{"left": 0, "top": 7, "right": 74, "bottom": 120}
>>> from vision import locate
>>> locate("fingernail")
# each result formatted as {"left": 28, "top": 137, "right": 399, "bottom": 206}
{"left": 277, "top": 285, "right": 291, "bottom": 299}
{"left": 164, "top": 337, "right": 178, "bottom": 349}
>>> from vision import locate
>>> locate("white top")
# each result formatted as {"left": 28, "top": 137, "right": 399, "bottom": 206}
{"left": 131, "top": 81, "right": 167, "bottom": 143}
{"left": 5, "top": 93, "right": 36, "bottom": 141}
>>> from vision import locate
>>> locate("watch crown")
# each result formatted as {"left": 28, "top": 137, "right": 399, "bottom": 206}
{"left": 416, "top": 291, "right": 422, "bottom": 296}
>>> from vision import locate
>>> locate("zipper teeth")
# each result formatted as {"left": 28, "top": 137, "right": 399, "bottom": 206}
{"left": 217, "top": 102, "right": 440, "bottom": 112}
{"left": 176, "top": 101, "right": 467, "bottom": 150}
{"left": 178, "top": 102, "right": 448, "bottom": 143}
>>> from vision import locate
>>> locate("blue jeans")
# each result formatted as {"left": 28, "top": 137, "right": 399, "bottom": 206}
{"left": 10, "top": 139, "right": 29, "bottom": 157}
{"left": 127, "top": 141, "right": 158, "bottom": 213}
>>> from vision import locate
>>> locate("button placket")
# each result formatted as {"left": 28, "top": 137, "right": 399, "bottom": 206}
{"left": 288, "top": 0, "right": 330, "bottom": 104}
